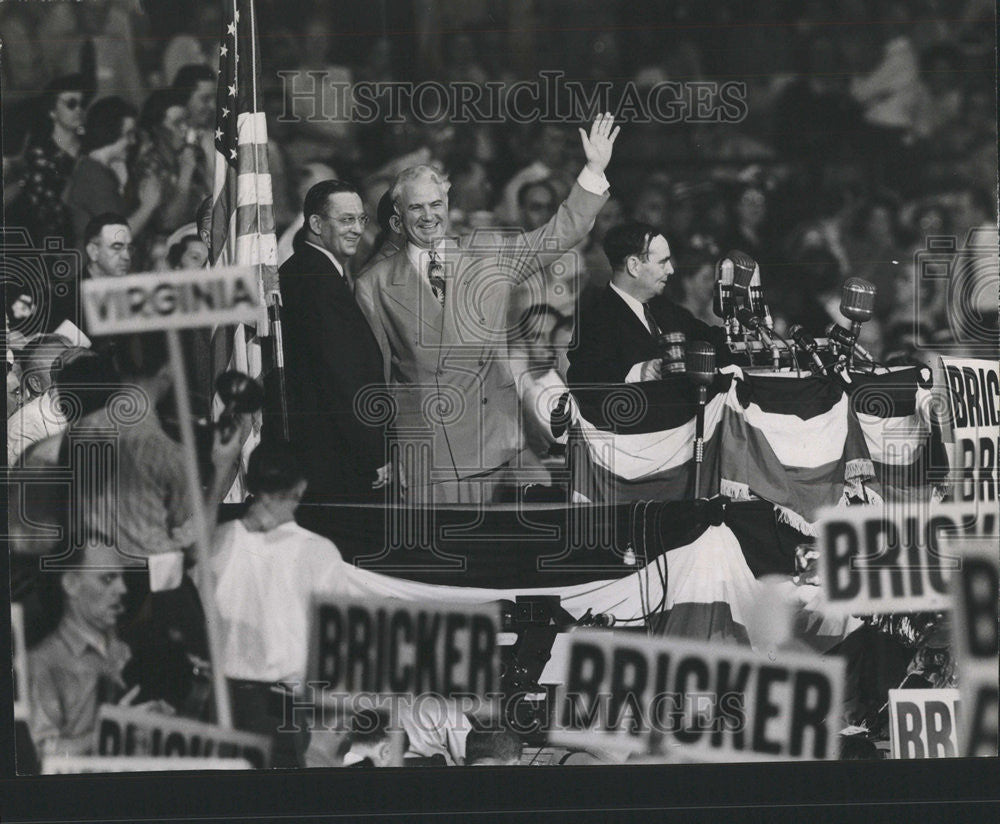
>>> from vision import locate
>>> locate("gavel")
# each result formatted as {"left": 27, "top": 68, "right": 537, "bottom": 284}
{"left": 656, "top": 332, "right": 687, "bottom": 376}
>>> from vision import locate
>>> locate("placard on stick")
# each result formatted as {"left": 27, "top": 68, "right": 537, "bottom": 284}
{"left": 307, "top": 595, "right": 500, "bottom": 700}
{"left": 888, "top": 688, "right": 961, "bottom": 759}
{"left": 547, "top": 630, "right": 845, "bottom": 761}
{"left": 940, "top": 357, "right": 999, "bottom": 505}
{"left": 12, "top": 604, "right": 28, "bottom": 722}
{"left": 94, "top": 705, "right": 272, "bottom": 768}
{"left": 81, "top": 265, "right": 264, "bottom": 334}
{"left": 949, "top": 538, "right": 999, "bottom": 757}
{"left": 816, "top": 503, "right": 996, "bottom": 614}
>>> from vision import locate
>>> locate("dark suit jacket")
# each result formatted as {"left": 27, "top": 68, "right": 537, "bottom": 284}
{"left": 567, "top": 286, "right": 730, "bottom": 386}
{"left": 278, "top": 244, "right": 387, "bottom": 500}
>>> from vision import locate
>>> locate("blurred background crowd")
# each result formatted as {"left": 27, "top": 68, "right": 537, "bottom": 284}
{"left": 3, "top": 0, "right": 997, "bottom": 369}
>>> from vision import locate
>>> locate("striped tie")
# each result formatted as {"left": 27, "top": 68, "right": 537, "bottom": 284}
{"left": 428, "top": 250, "right": 446, "bottom": 307}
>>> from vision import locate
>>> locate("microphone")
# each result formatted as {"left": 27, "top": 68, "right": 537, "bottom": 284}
{"left": 685, "top": 341, "right": 716, "bottom": 389}
{"left": 685, "top": 341, "right": 715, "bottom": 497}
{"left": 657, "top": 332, "right": 687, "bottom": 376}
{"left": 789, "top": 324, "right": 826, "bottom": 374}
{"left": 840, "top": 277, "right": 876, "bottom": 334}
{"left": 826, "top": 323, "right": 876, "bottom": 362}
{"left": 735, "top": 307, "right": 776, "bottom": 347}
{"left": 728, "top": 250, "right": 757, "bottom": 307}
{"left": 713, "top": 256, "right": 735, "bottom": 341}
{"left": 837, "top": 278, "right": 876, "bottom": 368}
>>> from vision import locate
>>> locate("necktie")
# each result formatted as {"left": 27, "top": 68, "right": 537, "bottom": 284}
{"left": 427, "top": 249, "right": 446, "bottom": 307}
{"left": 643, "top": 303, "right": 662, "bottom": 337}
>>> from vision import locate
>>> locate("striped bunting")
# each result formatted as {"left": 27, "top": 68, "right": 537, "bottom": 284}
{"left": 295, "top": 500, "right": 856, "bottom": 654}
{"left": 566, "top": 367, "right": 936, "bottom": 534}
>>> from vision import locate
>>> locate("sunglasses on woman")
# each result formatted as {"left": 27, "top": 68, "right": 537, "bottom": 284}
{"left": 58, "top": 97, "right": 84, "bottom": 110}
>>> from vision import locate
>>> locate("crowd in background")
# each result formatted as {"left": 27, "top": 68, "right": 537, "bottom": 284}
{"left": 2, "top": 0, "right": 996, "bottom": 770}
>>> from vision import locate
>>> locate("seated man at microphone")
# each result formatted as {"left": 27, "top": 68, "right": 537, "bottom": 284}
{"left": 568, "top": 221, "right": 730, "bottom": 386}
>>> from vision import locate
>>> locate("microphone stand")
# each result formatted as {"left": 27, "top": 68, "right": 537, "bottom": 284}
{"left": 694, "top": 383, "right": 707, "bottom": 496}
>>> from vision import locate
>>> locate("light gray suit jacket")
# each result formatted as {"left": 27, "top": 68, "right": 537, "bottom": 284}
{"left": 354, "top": 181, "right": 608, "bottom": 488}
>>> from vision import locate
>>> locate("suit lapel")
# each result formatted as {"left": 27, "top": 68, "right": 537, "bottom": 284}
{"left": 607, "top": 287, "right": 654, "bottom": 343}
{"left": 386, "top": 248, "right": 444, "bottom": 338}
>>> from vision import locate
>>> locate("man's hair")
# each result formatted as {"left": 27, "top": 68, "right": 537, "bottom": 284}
{"left": 303, "top": 180, "right": 359, "bottom": 222}
{"left": 349, "top": 709, "right": 392, "bottom": 747}
{"left": 389, "top": 165, "right": 450, "bottom": 213}
{"left": 167, "top": 235, "right": 203, "bottom": 269}
{"left": 84, "top": 212, "right": 130, "bottom": 247}
{"left": 80, "top": 96, "right": 137, "bottom": 153}
{"left": 375, "top": 189, "right": 396, "bottom": 234}
{"left": 516, "top": 178, "right": 558, "bottom": 211}
{"left": 246, "top": 440, "right": 307, "bottom": 496}
{"left": 464, "top": 728, "right": 523, "bottom": 765}
{"left": 139, "top": 87, "right": 189, "bottom": 135}
{"left": 109, "top": 333, "right": 170, "bottom": 380}
{"left": 16, "top": 334, "right": 72, "bottom": 391}
{"left": 602, "top": 220, "right": 659, "bottom": 270}
{"left": 172, "top": 63, "right": 216, "bottom": 100}
{"left": 52, "top": 347, "right": 122, "bottom": 418}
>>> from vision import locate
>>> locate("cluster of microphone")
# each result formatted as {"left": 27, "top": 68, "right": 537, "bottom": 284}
{"left": 711, "top": 250, "right": 880, "bottom": 378}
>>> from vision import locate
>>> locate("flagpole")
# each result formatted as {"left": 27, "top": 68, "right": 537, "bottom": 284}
{"left": 268, "top": 295, "right": 290, "bottom": 440}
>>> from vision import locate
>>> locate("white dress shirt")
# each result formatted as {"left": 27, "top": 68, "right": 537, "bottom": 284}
{"left": 8, "top": 391, "right": 67, "bottom": 464}
{"left": 208, "top": 519, "right": 346, "bottom": 685}
{"left": 609, "top": 283, "right": 656, "bottom": 383}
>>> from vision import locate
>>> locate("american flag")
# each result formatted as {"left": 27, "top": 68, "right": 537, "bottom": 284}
{"left": 210, "top": 0, "right": 279, "bottom": 497}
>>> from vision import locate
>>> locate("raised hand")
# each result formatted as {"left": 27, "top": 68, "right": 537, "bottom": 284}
{"left": 579, "top": 113, "right": 620, "bottom": 176}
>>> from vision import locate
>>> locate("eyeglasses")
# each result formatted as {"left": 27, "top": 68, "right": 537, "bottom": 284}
{"left": 59, "top": 97, "right": 83, "bottom": 110}
{"left": 332, "top": 214, "right": 369, "bottom": 228}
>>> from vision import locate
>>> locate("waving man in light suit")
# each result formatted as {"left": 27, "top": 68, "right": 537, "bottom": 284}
{"left": 354, "top": 114, "right": 620, "bottom": 504}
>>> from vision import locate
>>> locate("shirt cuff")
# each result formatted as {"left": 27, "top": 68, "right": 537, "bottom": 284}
{"left": 577, "top": 166, "right": 610, "bottom": 196}
{"left": 624, "top": 362, "right": 644, "bottom": 383}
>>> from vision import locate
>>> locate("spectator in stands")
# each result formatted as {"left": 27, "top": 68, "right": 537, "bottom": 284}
{"left": 66, "top": 97, "right": 160, "bottom": 250}
{"left": 83, "top": 213, "right": 133, "bottom": 280}
{"left": 360, "top": 189, "right": 405, "bottom": 271}
{"left": 166, "top": 235, "right": 209, "bottom": 271}
{"left": 172, "top": 64, "right": 217, "bottom": 189}
{"left": 725, "top": 184, "right": 771, "bottom": 265}
{"left": 7, "top": 334, "right": 72, "bottom": 465}
{"left": 27, "top": 537, "right": 173, "bottom": 758}
{"left": 7, "top": 74, "right": 87, "bottom": 246}
{"left": 666, "top": 236, "right": 720, "bottom": 329}
{"left": 132, "top": 88, "right": 205, "bottom": 252}
{"left": 464, "top": 727, "right": 524, "bottom": 766}
{"left": 631, "top": 179, "right": 670, "bottom": 232}
{"left": 207, "top": 440, "right": 346, "bottom": 767}
{"left": 496, "top": 124, "right": 570, "bottom": 224}
{"left": 844, "top": 196, "right": 906, "bottom": 321}
{"left": 342, "top": 709, "right": 408, "bottom": 767}
{"left": 580, "top": 196, "right": 624, "bottom": 303}
{"left": 98, "top": 332, "right": 248, "bottom": 561}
